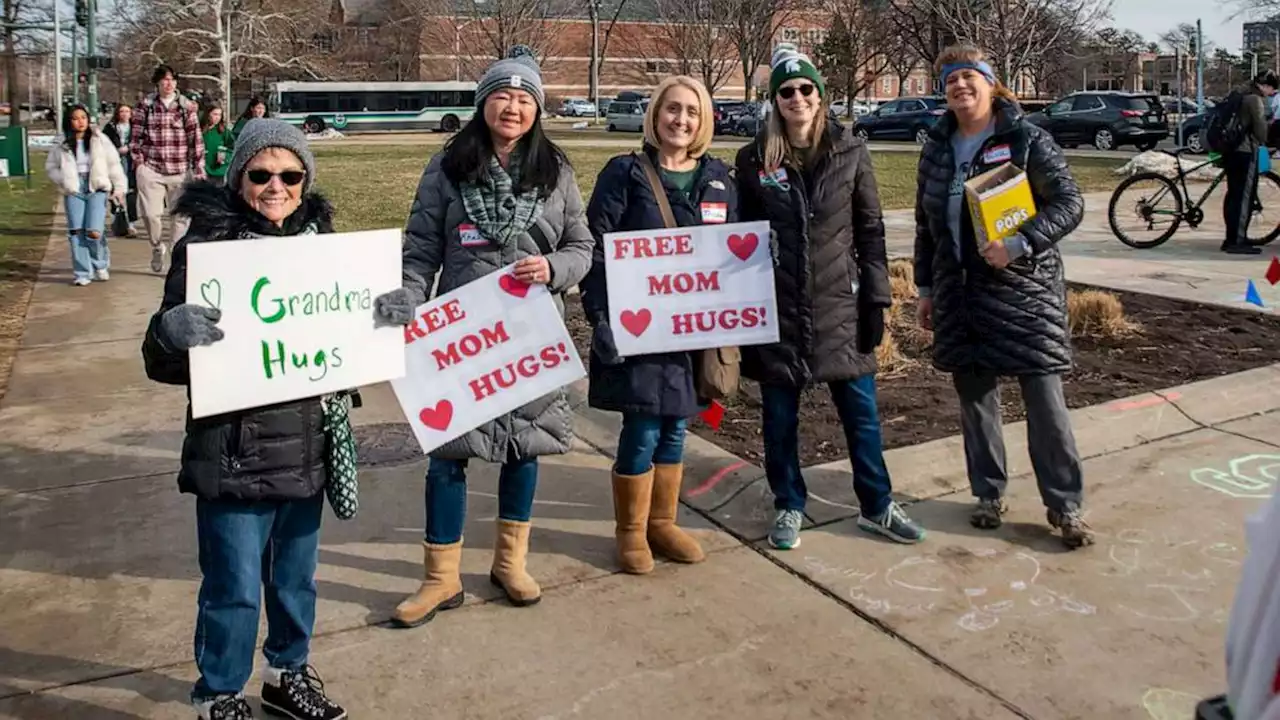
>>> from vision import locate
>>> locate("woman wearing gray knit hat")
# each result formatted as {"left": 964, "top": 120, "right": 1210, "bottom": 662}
{"left": 143, "top": 117, "right": 349, "bottom": 720}
{"left": 373, "top": 45, "right": 594, "bottom": 628}
{"left": 736, "top": 43, "right": 927, "bottom": 552}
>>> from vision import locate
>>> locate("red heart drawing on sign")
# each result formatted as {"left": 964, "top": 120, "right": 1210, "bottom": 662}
{"left": 727, "top": 232, "right": 759, "bottom": 261}
{"left": 498, "top": 274, "right": 530, "bottom": 298}
{"left": 418, "top": 400, "right": 454, "bottom": 431}
{"left": 619, "top": 309, "right": 652, "bottom": 337}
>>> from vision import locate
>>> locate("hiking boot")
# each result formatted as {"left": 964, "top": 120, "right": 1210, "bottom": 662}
{"left": 768, "top": 509, "right": 804, "bottom": 550}
{"left": 858, "top": 501, "right": 926, "bottom": 544}
{"left": 1047, "top": 508, "right": 1095, "bottom": 549}
{"left": 970, "top": 497, "right": 1008, "bottom": 530}
{"left": 151, "top": 245, "right": 166, "bottom": 273}
{"left": 194, "top": 695, "right": 253, "bottom": 720}
{"left": 260, "top": 666, "right": 346, "bottom": 720}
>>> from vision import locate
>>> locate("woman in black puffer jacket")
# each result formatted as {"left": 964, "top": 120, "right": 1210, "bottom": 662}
{"left": 142, "top": 119, "right": 347, "bottom": 720}
{"left": 914, "top": 44, "right": 1092, "bottom": 549}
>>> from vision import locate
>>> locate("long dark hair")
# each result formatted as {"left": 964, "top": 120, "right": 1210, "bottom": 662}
{"left": 440, "top": 114, "right": 569, "bottom": 196}
{"left": 240, "top": 96, "right": 270, "bottom": 121}
{"left": 111, "top": 103, "right": 131, "bottom": 124}
{"left": 201, "top": 103, "right": 228, "bottom": 133}
{"left": 62, "top": 104, "right": 95, "bottom": 152}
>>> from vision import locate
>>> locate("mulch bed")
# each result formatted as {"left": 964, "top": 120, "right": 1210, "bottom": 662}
{"left": 562, "top": 285, "right": 1280, "bottom": 467}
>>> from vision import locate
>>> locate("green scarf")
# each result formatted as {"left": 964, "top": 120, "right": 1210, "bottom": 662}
{"left": 460, "top": 152, "right": 545, "bottom": 247}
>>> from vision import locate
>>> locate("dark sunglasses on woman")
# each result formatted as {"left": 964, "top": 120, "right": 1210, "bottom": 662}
{"left": 246, "top": 169, "right": 306, "bottom": 187}
{"left": 778, "top": 84, "right": 816, "bottom": 100}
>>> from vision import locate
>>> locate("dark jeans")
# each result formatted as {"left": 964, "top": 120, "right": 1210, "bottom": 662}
{"left": 615, "top": 413, "right": 687, "bottom": 475}
{"left": 425, "top": 453, "right": 538, "bottom": 544}
{"left": 761, "top": 375, "right": 893, "bottom": 516}
{"left": 1223, "top": 149, "right": 1259, "bottom": 247}
{"left": 192, "top": 494, "right": 322, "bottom": 701}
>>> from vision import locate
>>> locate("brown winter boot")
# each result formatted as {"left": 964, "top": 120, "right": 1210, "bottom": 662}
{"left": 612, "top": 470, "right": 655, "bottom": 574}
{"left": 489, "top": 519, "right": 542, "bottom": 606}
{"left": 648, "top": 463, "right": 706, "bottom": 564}
{"left": 391, "top": 541, "right": 465, "bottom": 628}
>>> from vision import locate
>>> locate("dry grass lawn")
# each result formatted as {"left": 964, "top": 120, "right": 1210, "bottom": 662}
{"left": 0, "top": 165, "right": 56, "bottom": 399}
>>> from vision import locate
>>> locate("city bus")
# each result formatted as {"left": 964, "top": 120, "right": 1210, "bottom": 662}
{"left": 269, "top": 81, "right": 477, "bottom": 134}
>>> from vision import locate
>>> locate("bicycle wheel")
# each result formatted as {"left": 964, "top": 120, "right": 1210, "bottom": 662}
{"left": 1108, "top": 172, "right": 1184, "bottom": 249}
{"left": 1247, "top": 171, "right": 1280, "bottom": 246}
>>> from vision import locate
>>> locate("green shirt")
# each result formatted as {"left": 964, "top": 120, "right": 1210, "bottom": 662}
{"left": 660, "top": 167, "right": 698, "bottom": 195}
{"left": 202, "top": 127, "right": 234, "bottom": 177}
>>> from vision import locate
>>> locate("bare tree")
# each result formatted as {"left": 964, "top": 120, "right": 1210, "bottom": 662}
{"left": 642, "top": 0, "right": 737, "bottom": 94}
{"left": 814, "top": 0, "right": 891, "bottom": 104}
{"left": 886, "top": 0, "right": 948, "bottom": 86}
{"left": 722, "top": 0, "right": 798, "bottom": 100}
{"left": 408, "top": 0, "right": 570, "bottom": 82}
{"left": 882, "top": 31, "right": 920, "bottom": 97}
{"left": 2, "top": 0, "right": 42, "bottom": 126}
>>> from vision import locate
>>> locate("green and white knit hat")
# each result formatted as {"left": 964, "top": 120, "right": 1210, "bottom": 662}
{"left": 769, "top": 43, "right": 825, "bottom": 99}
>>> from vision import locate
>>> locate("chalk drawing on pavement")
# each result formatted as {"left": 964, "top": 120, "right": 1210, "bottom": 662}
{"left": 1142, "top": 688, "right": 1200, "bottom": 720}
{"left": 1104, "top": 529, "right": 1238, "bottom": 625}
{"left": 1189, "top": 454, "right": 1280, "bottom": 498}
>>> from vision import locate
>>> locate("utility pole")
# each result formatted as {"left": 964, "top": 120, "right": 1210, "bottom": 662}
{"left": 1197, "top": 19, "right": 1205, "bottom": 110}
{"left": 85, "top": 0, "right": 96, "bottom": 119}
{"left": 1175, "top": 44, "right": 1183, "bottom": 146}
{"left": 70, "top": 20, "right": 77, "bottom": 104}
{"left": 588, "top": 0, "right": 599, "bottom": 124}
{"left": 53, "top": 0, "right": 61, "bottom": 128}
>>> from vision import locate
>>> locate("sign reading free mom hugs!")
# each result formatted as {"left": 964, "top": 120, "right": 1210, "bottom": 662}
{"left": 602, "top": 220, "right": 779, "bottom": 357}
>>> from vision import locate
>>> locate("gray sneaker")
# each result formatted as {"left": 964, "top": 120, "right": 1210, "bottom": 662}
{"left": 151, "top": 246, "right": 166, "bottom": 273}
{"left": 858, "top": 501, "right": 926, "bottom": 544}
{"left": 1047, "top": 508, "right": 1095, "bottom": 549}
{"left": 768, "top": 509, "right": 804, "bottom": 550}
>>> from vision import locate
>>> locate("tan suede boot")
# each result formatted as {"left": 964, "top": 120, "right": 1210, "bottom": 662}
{"left": 612, "top": 470, "right": 655, "bottom": 574}
{"left": 648, "top": 463, "right": 706, "bottom": 564}
{"left": 489, "top": 519, "right": 542, "bottom": 606}
{"left": 391, "top": 540, "right": 465, "bottom": 628}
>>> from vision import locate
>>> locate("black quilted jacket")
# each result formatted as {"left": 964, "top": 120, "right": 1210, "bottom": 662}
{"left": 736, "top": 124, "right": 892, "bottom": 389}
{"left": 914, "top": 99, "right": 1084, "bottom": 376}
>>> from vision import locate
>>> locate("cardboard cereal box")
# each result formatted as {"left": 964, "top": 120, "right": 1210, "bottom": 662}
{"left": 964, "top": 162, "right": 1037, "bottom": 246}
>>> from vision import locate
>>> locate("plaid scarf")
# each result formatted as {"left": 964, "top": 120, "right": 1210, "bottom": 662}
{"left": 459, "top": 152, "right": 545, "bottom": 247}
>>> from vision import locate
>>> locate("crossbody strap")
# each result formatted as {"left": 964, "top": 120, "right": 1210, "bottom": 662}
{"left": 635, "top": 152, "right": 677, "bottom": 229}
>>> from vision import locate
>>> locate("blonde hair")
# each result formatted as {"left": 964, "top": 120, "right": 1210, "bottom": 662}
{"left": 643, "top": 75, "right": 715, "bottom": 159}
{"left": 935, "top": 44, "right": 1019, "bottom": 105}
{"left": 762, "top": 90, "right": 828, "bottom": 173}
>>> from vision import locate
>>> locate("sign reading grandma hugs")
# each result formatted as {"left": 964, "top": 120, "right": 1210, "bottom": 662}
{"left": 185, "top": 228, "right": 406, "bottom": 419}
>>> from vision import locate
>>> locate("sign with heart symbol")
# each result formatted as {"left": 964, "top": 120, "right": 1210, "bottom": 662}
{"left": 199, "top": 279, "right": 222, "bottom": 310}
{"left": 619, "top": 309, "right": 652, "bottom": 337}
{"left": 418, "top": 399, "right": 454, "bottom": 431}
{"left": 726, "top": 232, "right": 759, "bottom": 261}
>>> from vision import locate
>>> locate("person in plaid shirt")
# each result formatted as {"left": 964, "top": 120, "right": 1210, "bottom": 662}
{"left": 132, "top": 65, "right": 205, "bottom": 273}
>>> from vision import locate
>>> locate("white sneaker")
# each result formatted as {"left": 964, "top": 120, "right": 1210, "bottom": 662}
{"left": 93, "top": 269, "right": 110, "bottom": 281}
{"left": 150, "top": 246, "right": 166, "bottom": 273}
{"left": 73, "top": 277, "right": 91, "bottom": 287}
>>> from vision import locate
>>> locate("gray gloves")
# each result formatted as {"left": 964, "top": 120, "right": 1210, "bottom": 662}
{"left": 592, "top": 322, "right": 623, "bottom": 366}
{"left": 159, "top": 304, "right": 224, "bottom": 351}
{"left": 374, "top": 288, "right": 414, "bottom": 327}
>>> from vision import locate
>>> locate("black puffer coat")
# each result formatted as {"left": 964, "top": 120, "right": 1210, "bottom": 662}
{"left": 580, "top": 148, "right": 739, "bottom": 417}
{"left": 142, "top": 181, "right": 336, "bottom": 502}
{"left": 914, "top": 98, "right": 1084, "bottom": 376}
{"left": 735, "top": 123, "right": 892, "bottom": 389}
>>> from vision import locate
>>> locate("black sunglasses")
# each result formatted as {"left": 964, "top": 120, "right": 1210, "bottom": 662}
{"left": 246, "top": 169, "right": 306, "bottom": 187}
{"left": 778, "top": 83, "right": 816, "bottom": 100}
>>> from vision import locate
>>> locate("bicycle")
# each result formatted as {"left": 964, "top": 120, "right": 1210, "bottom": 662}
{"left": 1107, "top": 147, "right": 1280, "bottom": 249}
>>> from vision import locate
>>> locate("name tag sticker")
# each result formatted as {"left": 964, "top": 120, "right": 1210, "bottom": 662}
{"left": 982, "top": 144, "right": 1012, "bottom": 164}
{"left": 458, "top": 223, "right": 486, "bottom": 247}
{"left": 700, "top": 202, "right": 728, "bottom": 224}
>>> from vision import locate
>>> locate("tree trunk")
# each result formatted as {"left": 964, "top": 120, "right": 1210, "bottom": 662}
{"left": 3, "top": 0, "right": 19, "bottom": 128}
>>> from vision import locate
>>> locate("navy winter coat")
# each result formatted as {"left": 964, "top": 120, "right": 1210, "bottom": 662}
{"left": 580, "top": 148, "right": 739, "bottom": 418}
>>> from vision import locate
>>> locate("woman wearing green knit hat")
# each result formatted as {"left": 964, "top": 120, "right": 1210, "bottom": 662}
{"left": 736, "top": 43, "right": 926, "bottom": 551}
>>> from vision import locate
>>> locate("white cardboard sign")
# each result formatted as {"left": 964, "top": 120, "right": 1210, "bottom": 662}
{"left": 390, "top": 266, "right": 587, "bottom": 455}
{"left": 186, "top": 228, "right": 405, "bottom": 419}
{"left": 603, "top": 220, "right": 779, "bottom": 357}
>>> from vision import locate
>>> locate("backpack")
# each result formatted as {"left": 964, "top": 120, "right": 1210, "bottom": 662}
{"left": 1202, "top": 91, "right": 1247, "bottom": 154}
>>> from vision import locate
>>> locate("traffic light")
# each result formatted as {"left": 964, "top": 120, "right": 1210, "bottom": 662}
{"left": 75, "top": 0, "right": 88, "bottom": 27}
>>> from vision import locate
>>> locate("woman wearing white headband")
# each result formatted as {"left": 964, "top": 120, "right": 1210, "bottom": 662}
{"left": 912, "top": 44, "right": 1092, "bottom": 549}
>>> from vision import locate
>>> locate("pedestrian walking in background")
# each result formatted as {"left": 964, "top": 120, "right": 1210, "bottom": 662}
{"left": 736, "top": 43, "right": 925, "bottom": 551}
{"left": 132, "top": 64, "right": 205, "bottom": 274}
{"left": 142, "top": 119, "right": 347, "bottom": 720}
{"left": 373, "top": 45, "right": 594, "bottom": 628}
{"left": 1219, "top": 72, "right": 1277, "bottom": 255}
{"left": 913, "top": 44, "right": 1092, "bottom": 549}
{"left": 102, "top": 103, "right": 139, "bottom": 237}
{"left": 46, "top": 104, "right": 126, "bottom": 286}
{"left": 232, "top": 96, "right": 271, "bottom": 144}
{"left": 201, "top": 104, "right": 235, "bottom": 185}
{"left": 580, "top": 75, "right": 733, "bottom": 574}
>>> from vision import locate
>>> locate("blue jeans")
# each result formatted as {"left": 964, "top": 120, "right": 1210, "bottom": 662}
{"left": 192, "top": 494, "right": 323, "bottom": 701}
{"left": 761, "top": 376, "right": 893, "bottom": 516}
{"left": 615, "top": 413, "right": 687, "bottom": 475}
{"left": 425, "top": 454, "right": 538, "bottom": 544}
{"left": 64, "top": 175, "right": 109, "bottom": 282}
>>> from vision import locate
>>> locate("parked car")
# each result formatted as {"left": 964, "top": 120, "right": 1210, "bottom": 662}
{"left": 559, "top": 98, "right": 597, "bottom": 117}
{"left": 713, "top": 100, "right": 750, "bottom": 135}
{"left": 1177, "top": 113, "right": 1206, "bottom": 154}
{"left": 1025, "top": 91, "right": 1168, "bottom": 151}
{"left": 606, "top": 99, "right": 648, "bottom": 132}
{"left": 851, "top": 96, "right": 947, "bottom": 144}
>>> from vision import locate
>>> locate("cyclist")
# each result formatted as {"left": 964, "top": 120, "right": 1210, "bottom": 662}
{"left": 1222, "top": 72, "right": 1278, "bottom": 255}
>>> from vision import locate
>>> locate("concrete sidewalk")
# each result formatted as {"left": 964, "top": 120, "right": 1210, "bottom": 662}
{"left": 2, "top": 211, "right": 1279, "bottom": 719}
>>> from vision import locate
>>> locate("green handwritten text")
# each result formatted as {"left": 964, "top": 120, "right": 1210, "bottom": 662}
{"left": 251, "top": 276, "right": 373, "bottom": 325}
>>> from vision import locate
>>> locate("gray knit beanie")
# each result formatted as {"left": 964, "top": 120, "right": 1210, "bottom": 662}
{"left": 475, "top": 45, "right": 544, "bottom": 112}
{"left": 227, "top": 118, "right": 317, "bottom": 194}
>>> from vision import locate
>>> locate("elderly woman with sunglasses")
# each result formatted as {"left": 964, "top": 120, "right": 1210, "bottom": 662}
{"left": 142, "top": 119, "right": 347, "bottom": 720}
{"left": 736, "top": 44, "right": 926, "bottom": 552}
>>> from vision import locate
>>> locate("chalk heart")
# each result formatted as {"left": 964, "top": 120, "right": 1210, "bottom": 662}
{"left": 418, "top": 400, "right": 454, "bottom": 432}
{"left": 199, "top": 279, "right": 222, "bottom": 310}
{"left": 619, "top": 309, "right": 652, "bottom": 337}
{"left": 498, "top": 274, "right": 530, "bottom": 298}
{"left": 727, "top": 232, "right": 758, "bottom": 261}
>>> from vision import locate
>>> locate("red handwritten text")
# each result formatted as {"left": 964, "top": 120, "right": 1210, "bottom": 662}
{"left": 431, "top": 320, "right": 511, "bottom": 371}
{"left": 469, "top": 343, "right": 573, "bottom": 401}
{"left": 671, "top": 307, "right": 768, "bottom": 335}
{"left": 647, "top": 270, "right": 720, "bottom": 296}
{"left": 612, "top": 233, "right": 693, "bottom": 260}
{"left": 404, "top": 299, "right": 466, "bottom": 345}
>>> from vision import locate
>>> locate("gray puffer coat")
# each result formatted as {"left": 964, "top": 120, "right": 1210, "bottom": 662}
{"left": 403, "top": 153, "right": 594, "bottom": 463}
{"left": 914, "top": 98, "right": 1084, "bottom": 376}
